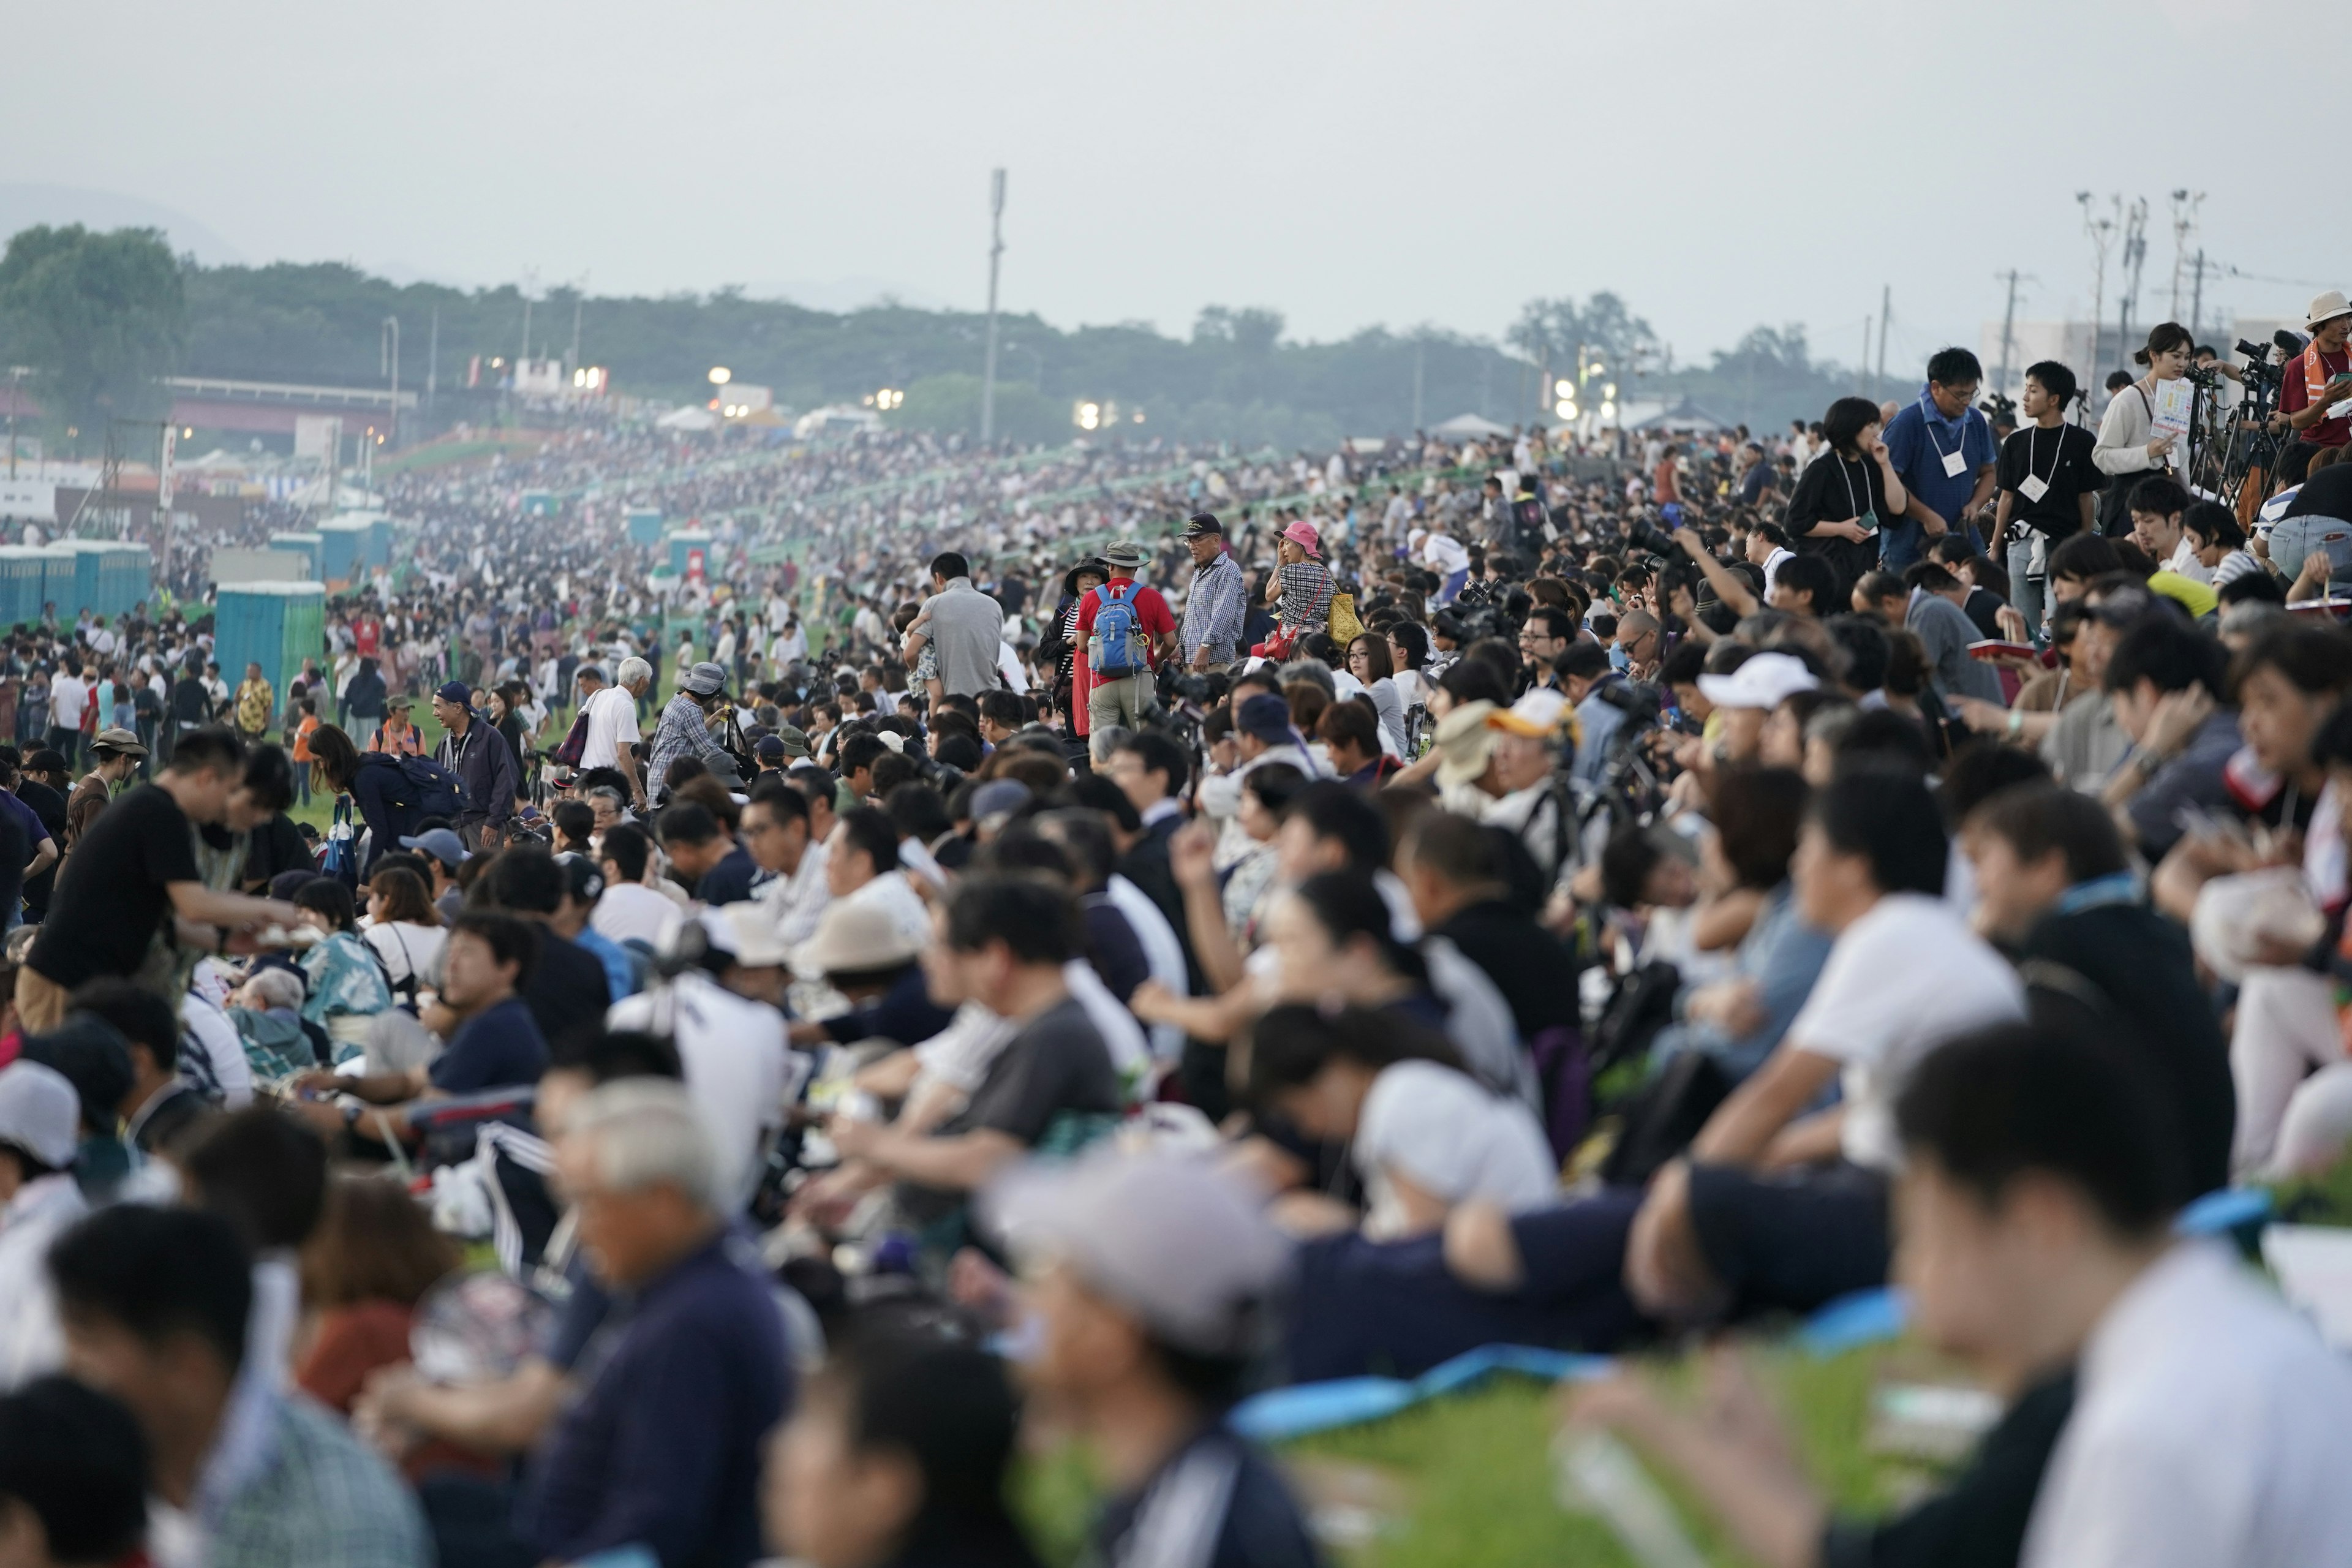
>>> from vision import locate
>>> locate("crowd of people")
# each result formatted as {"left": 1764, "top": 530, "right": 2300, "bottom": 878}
{"left": 0, "top": 295, "right": 2351, "bottom": 1568}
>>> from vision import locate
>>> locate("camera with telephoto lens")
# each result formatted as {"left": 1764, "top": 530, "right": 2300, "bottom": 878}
{"left": 2236, "top": 341, "right": 2283, "bottom": 388}
{"left": 1622, "top": 511, "right": 1681, "bottom": 559}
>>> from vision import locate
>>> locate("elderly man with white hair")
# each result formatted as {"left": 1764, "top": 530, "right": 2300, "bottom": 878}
{"left": 577, "top": 655, "right": 654, "bottom": 809}
{"left": 513, "top": 1079, "right": 791, "bottom": 1568}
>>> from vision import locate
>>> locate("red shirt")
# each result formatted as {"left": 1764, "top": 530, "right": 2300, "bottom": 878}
{"left": 1073, "top": 575, "right": 1176, "bottom": 668}
{"left": 2282, "top": 344, "right": 2351, "bottom": 448}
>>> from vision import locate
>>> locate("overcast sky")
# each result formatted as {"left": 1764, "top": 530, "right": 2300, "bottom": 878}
{"left": 5, "top": 0, "right": 2342, "bottom": 371}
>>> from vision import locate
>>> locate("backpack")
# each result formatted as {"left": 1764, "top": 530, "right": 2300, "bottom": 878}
{"left": 1088, "top": 581, "right": 1149, "bottom": 678}
{"left": 375, "top": 753, "right": 467, "bottom": 819}
{"left": 320, "top": 797, "right": 360, "bottom": 889}
{"left": 1326, "top": 588, "right": 1362, "bottom": 647}
{"left": 550, "top": 703, "right": 592, "bottom": 769}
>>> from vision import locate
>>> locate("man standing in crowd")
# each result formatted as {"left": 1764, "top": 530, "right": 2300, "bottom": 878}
{"left": 578, "top": 657, "right": 653, "bottom": 809}
{"left": 906, "top": 551, "right": 1006, "bottom": 699}
{"left": 1883, "top": 348, "right": 1997, "bottom": 567}
{"left": 432, "top": 679, "right": 519, "bottom": 850}
{"left": 66, "top": 727, "right": 145, "bottom": 850}
{"left": 231, "top": 661, "right": 273, "bottom": 745}
{"left": 647, "top": 663, "right": 734, "bottom": 805}
{"left": 1077, "top": 541, "right": 1177, "bottom": 733}
{"left": 1181, "top": 513, "right": 1245, "bottom": 673}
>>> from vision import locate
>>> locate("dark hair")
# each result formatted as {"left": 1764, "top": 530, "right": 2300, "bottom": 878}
{"left": 0, "top": 1376, "right": 149, "bottom": 1564}
{"left": 1822, "top": 396, "right": 1882, "bottom": 455}
{"left": 241, "top": 744, "right": 295, "bottom": 813}
{"left": 551, "top": 798, "right": 596, "bottom": 851}
{"left": 1709, "top": 766, "right": 1809, "bottom": 890}
{"left": 1245, "top": 1002, "right": 1461, "bottom": 1108}
{"left": 1402, "top": 810, "right": 1510, "bottom": 892}
{"left": 2048, "top": 533, "right": 2123, "bottom": 582}
{"left": 302, "top": 1174, "right": 462, "bottom": 1311}
{"left": 1316, "top": 696, "right": 1381, "bottom": 761}
{"left": 1966, "top": 783, "right": 2126, "bottom": 884}
{"left": 2127, "top": 475, "right": 2190, "bottom": 519}
{"left": 1057, "top": 772, "right": 1142, "bottom": 836}
{"left": 293, "top": 876, "right": 359, "bottom": 933}
{"left": 165, "top": 725, "right": 246, "bottom": 778}
{"left": 66, "top": 978, "right": 178, "bottom": 1074}
{"left": 656, "top": 801, "right": 721, "bottom": 849}
{"left": 599, "top": 822, "right": 652, "bottom": 884}
{"left": 2179, "top": 501, "right": 2243, "bottom": 552}
{"left": 1437, "top": 657, "right": 1511, "bottom": 708}
{"left": 1555, "top": 641, "right": 1613, "bottom": 682}
{"left": 2230, "top": 624, "right": 2352, "bottom": 700}
{"left": 1853, "top": 569, "right": 1905, "bottom": 608}
{"left": 930, "top": 551, "right": 970, "bottom": 581}
{"left": 48, "top": 1205, "right": 252, "bottom": 1370}
{"left": 812, "top": 1325, "right": 1034, "bottom": 1566}
{"left": 1241, "top": 760, "right": 1308, "bottom": 817}
{"left": 1388, "top": 621, "right": 1429, "bottom": 670}
{"left": 1809, "top": 767, "right": 1947, "bottom": 896}
{"left": 941, "top": 874, "right": 1076, "bottom": 965}
{"left": 836, "top": 805, "right": 902, "bottom": 875}
{"left": 1896, "top": 1022, "right": 2180, "bottom": 1236}
{"left": 449, "top": 909, "right": 540, "bottom": 984}
{"left": 2023, "top": 360, "right": 2079, "bottom": 408}
{"left": 1834, "top": 708, "right": 1935, "bottom": 775}
{"left": 884, "top": 780, "right": 952, "bottom": 844}
{"left": 1925, "top": 346, "right": 1983, "bottom": 386}
{"left": 1034, "top": 809, "right": 1117, "bottom": 892}
{"left": 2132, "top": 321, "right": 2194, "bottom": 367}
{"left": 483, "top": 845, "right": 566, "bottom": 915}
{"left": 1291, "top": 871, "right": 1428, "bottom": 989}
{"left": 1283, "top": 780, "right": 1390, "bottom": 873}
{"left": 306, "top": 723, "right": 360, "bottom": 791}
{"left": 181, "top": 1106, "right": 329, "bottom": 1252}
{"left": 837, "top": 733, "right": 889, "bottom": 778}
{"left": 368, "top": 865, "right": 439, "bottom": 926}
{"left": 1771, "top": 552, "right": 1838, "bottom": 614}
{"left": 1599, "top": 824, "right": 1675, "bottom": 908}
{"left": 2103, "top": 614, "right": 2225, "bottom": 698}
{"left": 1823, "top": 613, "right": 1891, "bottom": 693}
{"left": 547, "top": 1027, "right": 684, "bottom": 1084}
{"left": 1938, "top": 741, "right": 2052, "bottom": 826}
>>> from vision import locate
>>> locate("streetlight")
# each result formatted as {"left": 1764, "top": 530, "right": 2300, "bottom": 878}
{"left": 1074, "top": 401, "right": 1101, "bottom": 432}
{"left": 708, "top": 366, "right": 732, "bottom": 386}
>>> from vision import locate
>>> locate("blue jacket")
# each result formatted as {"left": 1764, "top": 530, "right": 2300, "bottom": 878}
{"left": 435, "top": 712, "right": 519, "bottom": 840}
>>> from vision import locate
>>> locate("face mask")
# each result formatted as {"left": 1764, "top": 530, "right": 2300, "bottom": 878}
{"left": 1608, "top": 643, "right": 1631, "bottom": 673}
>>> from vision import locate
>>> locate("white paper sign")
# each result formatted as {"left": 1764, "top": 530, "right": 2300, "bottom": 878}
{"left": 2151, "top": 378, "right": 2194, "bottom": 439}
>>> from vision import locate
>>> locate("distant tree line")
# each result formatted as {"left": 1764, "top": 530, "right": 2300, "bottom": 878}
{"left": 0, "top": 226, "right": 1921, "bottom": 456}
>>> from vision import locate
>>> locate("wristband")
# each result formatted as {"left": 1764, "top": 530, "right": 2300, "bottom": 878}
{"left": 2007, "top": 708, "right": 2024, "bottom": 737}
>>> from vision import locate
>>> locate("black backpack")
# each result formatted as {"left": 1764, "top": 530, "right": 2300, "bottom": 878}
{"left": 368, "top": 752, "right": 467, "bottom": 819}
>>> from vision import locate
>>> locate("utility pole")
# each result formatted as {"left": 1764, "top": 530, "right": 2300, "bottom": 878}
{"left": 1994, "top": 270, "right": 2026, "bottom": 400}
{"left": 2188, "top": 251, "right": 2208, "bottom": 343}
{"left": 1876, "top": 285, "right": 1891, "bottom": 386}
{"left": 1412, "top": 336, "right": 1425, "bottom": 431}
{"left": 979, "top": 169, "right": 1007, "bottom": 445}
{"left": 381, "top": 316, "right": 400, "bottom": 453}
{"left": 2168, "top": 190, "right": 2204, "bottom": 323}
{"left": 2078, "top": 192, "right": 2117, "bottom": 379}
{"left": 157, "top": 421, "right": 175, "bottom": 586}
{"left": 568, "top": 293, "right": 583, "bottom": 377}
{"left": 426, "top": 306, "right": 439, "bottom": 421}
{"left": 1859, "top": 318, "right": 1871, "bottom": 396}
{"left": 2118, "top": 196, "right": 2149, "bottom": 366}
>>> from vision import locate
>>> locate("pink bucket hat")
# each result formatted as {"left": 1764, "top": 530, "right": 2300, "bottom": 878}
{"left": 1281, "top": 519, "right": 1323, "bottom": 558}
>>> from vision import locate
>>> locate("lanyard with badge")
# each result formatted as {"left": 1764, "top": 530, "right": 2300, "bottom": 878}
{"left": 2017, "top": 426, "right": 2059, "bottom": 504}
{"left": 1920, "top": 393, "right": 1972, "bottom": 479}
{"left": 1835, "top": 458, "right": 1878, "bottom": 534}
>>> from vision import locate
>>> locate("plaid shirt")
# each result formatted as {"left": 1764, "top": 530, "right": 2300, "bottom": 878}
{"left": 1181, "top": 550, "right": 1246, "bottom": 663}
{"left": 647, "top": 690, "right": 726, "bottom": 797}
{"left": 210, "top": 1393, "right": 431, "bottom": 1568}
{"left": 1274, "top": 560, "right": 1335, "bottom": 630}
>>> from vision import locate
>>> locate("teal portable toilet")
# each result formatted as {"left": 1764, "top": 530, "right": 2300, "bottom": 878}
{"left": 0, "top": 547, "right": 45, "bottom": 628}
{"left": 109, "top": 542, "right": 154, "bottom": 616}
{"left": 60, "top": 541, "right": 110, "bottom": 619}
{"left": 668, "top": 529, "right": 713, "bottom": 576}
{"left": 368, "top": 516, "right": 396, "bottom": 567}
{"left": 627, "top": 507, "right": 663, "bottom": 546}
{"left": 317, "top": 519, "right": 371, "bottom": 587}
{"left": 215, "top": 582, "right": 326, "bottom": 712}
{"left": 36, "top": 547, "right": 75, "bottom": 620}
{"left": 268, "top": 532, "right": 322, "bottom": 580}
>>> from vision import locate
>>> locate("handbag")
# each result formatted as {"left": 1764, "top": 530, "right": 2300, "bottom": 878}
{"left": 1325, "top": 589, "right": 1362, "bottom": 647}
{"left": 320, "top": 797, "right": 359, "bottom": 889}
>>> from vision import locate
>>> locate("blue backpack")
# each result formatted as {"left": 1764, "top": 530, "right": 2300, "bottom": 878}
{"left": 1088, "top": 581, "right": 1149, "bottom": 678}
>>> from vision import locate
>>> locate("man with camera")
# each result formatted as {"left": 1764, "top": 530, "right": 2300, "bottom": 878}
{"left": 2279, "top": 290, "right": 2352, "bottom": 486}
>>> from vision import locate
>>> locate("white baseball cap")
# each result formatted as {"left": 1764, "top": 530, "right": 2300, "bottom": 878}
{"left": 1697, "top": 651, "right": 1820, "bottom": 712}
{"left": 0, "top": 1061, "right": 82, "bottom": 1170}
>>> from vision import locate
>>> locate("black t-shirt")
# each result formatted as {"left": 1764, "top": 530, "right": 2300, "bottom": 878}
{"left": 1996, "top": 422, "right": 2103, "bottom": 540}
{"left": 1784, "top": 453, "right": 1887, "bottom": 590}
{"left": 695, "top": 844, "right": 759, "bottom": 907}
{"left": 520, "top": 926, "right": 612, "bottom": 1050}
{"left": 1434, "top": 899, "right": 1582, "bottom": 1041}
{"left": 242, "top": 813, "right": 311, "bottom": 890}
{"left": 168, "top": 677, "right": 213, "bottom": 725}
{"left": 1822, "top": 1371, "right": 2074, "bottom": 1568}
{"left": 15, "top": 779, "right": 66, "bottom": 917}
{"left": 30, "top": 783, "right": 199, "bottom": 989}
{"left": 949, "top": 996, "right": 1121, "bottom": 1145}
{"left": 1092, "top": 1426, "right": 1322, "bottom": 1568}
{"left": 0, "top": 795, "right": 28, "bottom": 930}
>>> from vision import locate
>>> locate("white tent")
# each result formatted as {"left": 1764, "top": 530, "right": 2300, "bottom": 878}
{"left": 655, "top": 404, "right": 720, "bottom": 433}
{"left": 1428, "top": 412, "right": 1513, "bottom": 440}
{"left": 1628, "top": 397, "right": 1734, "bottom": 435}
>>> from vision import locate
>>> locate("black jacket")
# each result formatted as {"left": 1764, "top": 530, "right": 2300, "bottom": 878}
{"left": 436, "top": 712, "right": 520, "bottom": 839}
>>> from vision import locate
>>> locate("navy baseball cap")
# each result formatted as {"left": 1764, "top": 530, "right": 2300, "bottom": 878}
{"left": 434, "top": 680, "right": 472, "bottom": 706}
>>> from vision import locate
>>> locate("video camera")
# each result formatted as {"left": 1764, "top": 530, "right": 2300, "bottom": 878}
{"left": 1622, "top": 505, "right": 1683, "bottom": 560}
{"left": 2236, "top": 338, "right": 2286, "bottom": 388}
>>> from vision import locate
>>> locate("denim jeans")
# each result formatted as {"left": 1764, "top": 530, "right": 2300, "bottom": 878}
{"left": 2007, "top": 533, "right": 2046, "bottom": 642}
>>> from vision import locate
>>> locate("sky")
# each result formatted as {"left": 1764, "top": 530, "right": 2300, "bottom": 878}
{"left": 4, "top": 0, "right": 2343, "bottom": 371}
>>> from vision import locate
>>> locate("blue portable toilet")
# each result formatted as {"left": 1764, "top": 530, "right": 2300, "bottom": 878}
{"left": 668, "top": 529, "right": 714, "bottom": 576}
{"left": 368, "top": 516, "right": 396, "bottom": 567}
{"left": 214, "top": 582, "right": 326, "bottom": 711}
{"left": 627, "top": 507, "right": 663, "bottom": 546}
{"left": 36, "top": 547, "right": 75, "bottom": 620}
{"left": 268, "top": 532, "right": 323, "bottom": 580}
{"left": 95, "top": 543, "right": 151, "bottom": 617}
{"left": 317, "top": 519, "right": 371, "bottom": 587}
{"left": 0, "top": 547, "right": 45, "bottom": 628}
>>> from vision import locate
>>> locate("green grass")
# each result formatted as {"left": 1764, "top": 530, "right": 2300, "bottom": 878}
{"left": 1011, "top": 1344, "right": 1937, "bottom": 1568}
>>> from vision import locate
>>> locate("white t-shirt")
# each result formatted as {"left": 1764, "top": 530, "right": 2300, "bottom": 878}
{"left": 592, "top": 881, "right": 677, "bottom": 948}
{"left": 608, "top": 971, "right": 788, "bottom": 1211}
{"left": 1422, "top": 533, "right": 1471, "bottom": 575}
{"left": 2023, "top": 1242, "right": 2352, "bottom": 1568}
{"left": 1354, "top": 1059, "right": 1558, "bottom": 1239}
{"left": 364, "top": 922, "right": 445, "bottom": 989}
{"left": 48, "top": 676, "right": 88, "bottom": 730}
{"left": 840, "top": 870, "right": 935, "bottom": 952}
{"left": 1784, "top": 892, "right": 2025, "bottom": 1170}
{"left": 578, "top": 684, "right": 640, "bottom": 770}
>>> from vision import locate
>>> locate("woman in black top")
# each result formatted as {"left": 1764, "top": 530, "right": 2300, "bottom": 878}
{"left": 1784, "top": 396, "right": 1909, "bottom": 598}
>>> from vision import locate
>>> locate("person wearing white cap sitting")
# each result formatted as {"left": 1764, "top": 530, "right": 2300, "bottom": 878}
{"left": 2280, "top": 288, "right": 2352, "bottom": 485}
{"left": 1431, "top": 690, "right": 1579, "bottom": 894}
{"left": 0, "top": 1060, "right": 88, "bottom": 1387}
{"left": 978, "top": 1148, "right": 1321, "bottom": 1568}
{"left": 1695, "top": 651, "right": 1822, "bottom": 768}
